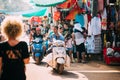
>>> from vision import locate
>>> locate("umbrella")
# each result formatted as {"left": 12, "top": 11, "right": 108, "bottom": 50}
{"left": 22, "top": 8, "right": 47, "bottom": 17}
{"left": 33, "top": 0, "right": 67, "bottom": 23}
{"left": 34, "top": 0, "right": 67, "bottom": 7}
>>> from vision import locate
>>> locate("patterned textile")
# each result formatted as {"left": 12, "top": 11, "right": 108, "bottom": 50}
{"left": 94, "top": 35, "right": 102, "bottom": 53}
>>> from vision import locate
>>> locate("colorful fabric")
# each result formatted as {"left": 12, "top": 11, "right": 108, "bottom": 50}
{"left": 75, "top": 14, "right": 85, "bottom": 27}
{"left": 94, "top": 36, "right": 102, "bottom": 53}
{"left": 98, "top": 0, "right": 104, "bottom": 11}
{"left": 53, "top": 11, "right": 60, "bottom": 21}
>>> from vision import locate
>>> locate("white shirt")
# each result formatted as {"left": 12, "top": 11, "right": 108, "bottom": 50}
{"left": 73, "top": 23, "right": 85, "bottom": 45}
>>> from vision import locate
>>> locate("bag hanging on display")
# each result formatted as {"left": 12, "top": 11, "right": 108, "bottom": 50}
{"left": 85, "top": 35, "right": 95, "bottom": 53}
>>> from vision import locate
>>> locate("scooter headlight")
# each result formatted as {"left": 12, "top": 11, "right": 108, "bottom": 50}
{"left": 57, "top": 58, "right": 65, "bottom": 64}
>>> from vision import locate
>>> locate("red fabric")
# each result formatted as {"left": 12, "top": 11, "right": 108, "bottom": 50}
{"left": 65, "top": 2, "right": 82, "bottom": 20}
{"left": 57, "top": 0, "right": 76, "bottom": 9}
{"left": 87, "top": 0, "right": 91, "bottom": 7}
{"left": 87, "top": 13, "right": 92, "bottom": 22}
{"left": 65, "top": 9, "right": 78, "bottom": 20}
{"left": 53, "top": 11, "right": 60, "bottom": 21}
{"left": 103, "top": 47, "right": 120, "bottom": 64}
{"left": 98, "top": 0, "right": 104, "bottom": 11}
{"left": 30, "top": 16, "right": 41, "bottom": 23}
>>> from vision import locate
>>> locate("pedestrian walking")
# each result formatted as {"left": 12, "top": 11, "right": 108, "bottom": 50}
{"left": 72, "top": 22, "right": 87, "bottom": 63}
{"left": 0, "top": 17, "right": 30, "bottom": 80}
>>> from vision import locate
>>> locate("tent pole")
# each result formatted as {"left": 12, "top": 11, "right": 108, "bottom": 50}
{"left": 50, "top": 6, "right": 53, "bottom": 23}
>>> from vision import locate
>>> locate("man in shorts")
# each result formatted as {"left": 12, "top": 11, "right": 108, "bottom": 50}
{"left": 72, "top": 22, "right": 87, "bottom": 63}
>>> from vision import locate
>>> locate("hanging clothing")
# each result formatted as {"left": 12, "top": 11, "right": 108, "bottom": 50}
{"left": 107, "top": 0, "right": 109, "bottom": 5}
{"left": 102, "top": 8, "right": 107, "bottom": 19}
{"left": 101, "top": 8, "right": 107, "bottom": 30}
{"left": 85, "top": 35, "right": 95, "bottom": 53}
{"left": 98, "top": 0, "right": 104, "bottom": 11}
{"left": 84, "top": 14, "right": 88, "bottom": 29}
{"left": 88, "top": 17, "right": 102, "bottom": 53}
{"left": 75, "top": 14, "right": 85, "bottom": 28}
{"left": 94, "top": 35, "right": 102, "bottom": 53}
{"left": 87, "top": 13, "right": 92, "bottom": 23}
{"left": 110, "top": 6, "right": 116, "bottom": 23}
{"left": 88, "top": 21, "right": 92, "bottom": 35}
{"left": 77, "top": 0, "right": 83, "bottom": 8}
{"left": 90, "top": 17, "right": 101, "bottom": 35}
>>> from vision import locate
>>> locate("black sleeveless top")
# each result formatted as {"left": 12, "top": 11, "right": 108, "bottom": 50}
{"left": 0, "top": 41, "right": 29, "bottom": 80}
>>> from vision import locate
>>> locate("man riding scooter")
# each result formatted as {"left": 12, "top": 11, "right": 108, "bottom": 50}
{"left": 46, "top": 26, "right": 64, "bottom": 55}
{"left": 43, "top": 26, "right": 70, "bottom": 74}
{"left": 31, "top": 27, "right": 46, "bottom": 64}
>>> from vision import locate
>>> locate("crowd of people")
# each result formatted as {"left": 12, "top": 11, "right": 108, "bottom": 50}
{"left": 0, "top": 16, "right": 88, "bottom": 80}
{"left": 26, "top": 19, "right": 87, "bottom": 63}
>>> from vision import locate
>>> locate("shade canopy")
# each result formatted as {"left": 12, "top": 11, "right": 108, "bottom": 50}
{"left": 22, "top": 8, "right": 47, "bottom": 17}
{"left": 34, "top": 0, "right": 67, "bottom": 7}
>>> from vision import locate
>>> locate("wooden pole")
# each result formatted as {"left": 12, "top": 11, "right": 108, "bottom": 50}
{"left": 50, "top": 6, "right": 53, "bottom": 23}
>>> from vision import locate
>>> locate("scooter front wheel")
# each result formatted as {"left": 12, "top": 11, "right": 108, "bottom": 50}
{"left": 56, "top": 63, "right": 64, "bottom": 74}
{"left": 35, "top": 57, "right": 40, "bottom": 65}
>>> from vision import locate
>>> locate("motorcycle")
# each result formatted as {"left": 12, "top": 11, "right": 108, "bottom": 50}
{"left": 32, "top": 38, "right": 43, "bottom": 64}
{"left": 43, "top": 39, "right": 70, "bottom": 74}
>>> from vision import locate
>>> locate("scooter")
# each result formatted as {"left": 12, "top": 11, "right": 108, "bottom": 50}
{"left": 32, "top": 38, "right": 43, "bottom": 64}
{"left": 43, "top": 39, "right": 70, "bottom": 74}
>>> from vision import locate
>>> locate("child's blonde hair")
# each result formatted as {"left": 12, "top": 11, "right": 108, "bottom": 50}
{"left": 1, "top": 16, "right": 24, "bottom": 39}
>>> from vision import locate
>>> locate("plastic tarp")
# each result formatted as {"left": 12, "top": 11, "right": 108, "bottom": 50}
{"left": 34, "top": 0, "right": 67, "bottom": 7}
{"left": 22, "top": 8, "right": 47, "bottom": 17}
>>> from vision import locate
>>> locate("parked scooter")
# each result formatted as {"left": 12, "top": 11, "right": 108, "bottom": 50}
{"left": 32, "top": 38, "right": 43, "bottom": 64}
{"left": 43, "top": 39, "right": 70, "bottom": 74}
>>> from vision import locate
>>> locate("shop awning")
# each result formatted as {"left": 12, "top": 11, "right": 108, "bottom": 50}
{"left": 34, "top": 0, "right": 67, "bottom": 7}
{"left": 22, "top": 8, "right": 47, "bottom": 17}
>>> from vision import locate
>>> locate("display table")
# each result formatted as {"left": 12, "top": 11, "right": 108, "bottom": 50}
{"left": 103, "top": 47, "right": 120, "bottom": 64}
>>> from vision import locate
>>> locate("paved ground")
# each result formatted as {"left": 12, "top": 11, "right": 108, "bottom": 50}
{"left": 25, "top": 57, "right": 120, "bottom": 80}
{"left": 26, "top": 57, "right": 88, "bottom": 80}
{"left": 81, "top": 72, "right": 120, "bottom": 80}
{"left": 21, "top": 34, "right": 120, "bottom": 80}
